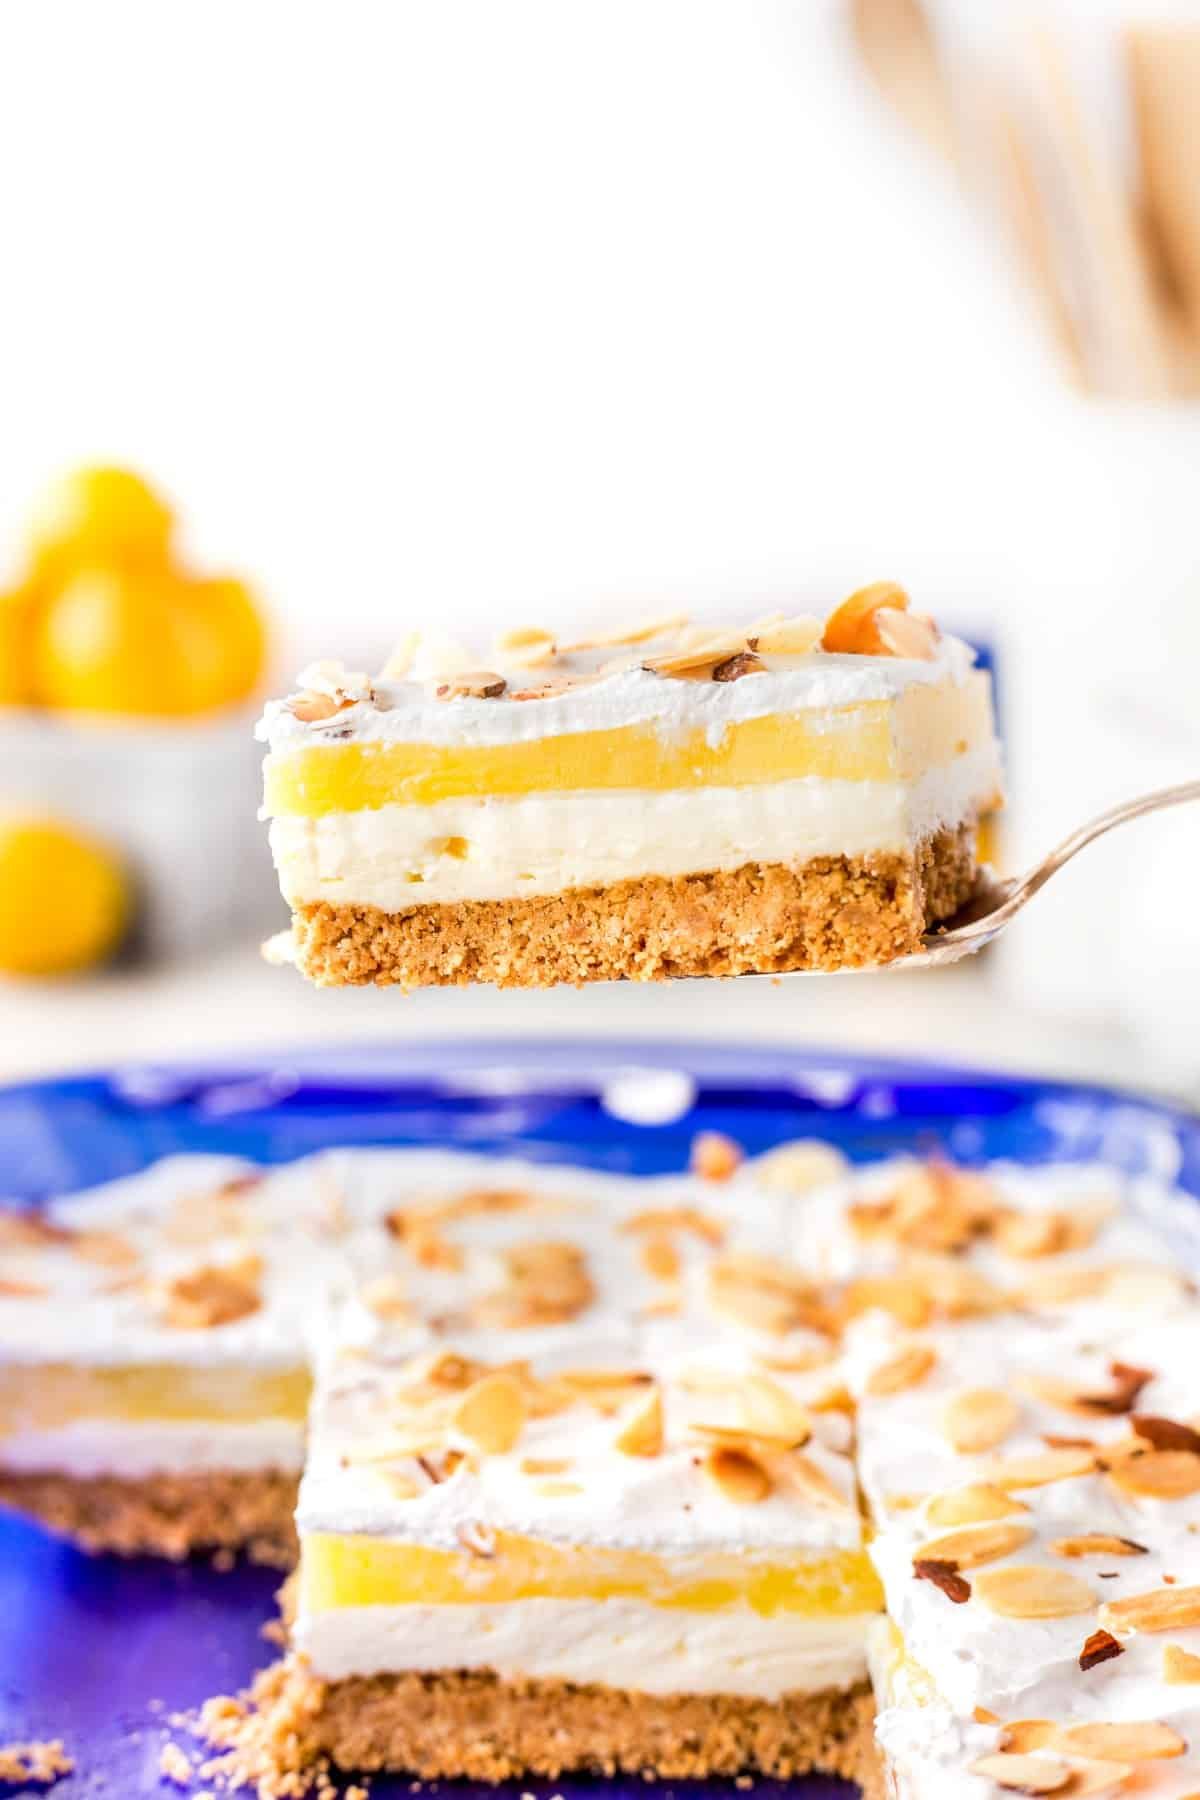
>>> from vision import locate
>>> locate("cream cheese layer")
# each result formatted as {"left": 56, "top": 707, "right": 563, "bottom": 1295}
{"left": 296, "top": 1597, "right": 870, "bottom": 1699}
{"left": 0, "top": 1417, "right": 306, "bottom": 1479}
{"left": 269, "top": 750, "right": 999, "bottom": 910}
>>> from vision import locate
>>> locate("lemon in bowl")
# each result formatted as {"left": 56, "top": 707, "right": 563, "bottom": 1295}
{"left": 0, "top": 817, "right": 130, "bottom": 976}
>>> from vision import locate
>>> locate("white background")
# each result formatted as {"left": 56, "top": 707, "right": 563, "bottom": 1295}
{"left": 0, "top": 0, "right": 1198, "bottom": 1085}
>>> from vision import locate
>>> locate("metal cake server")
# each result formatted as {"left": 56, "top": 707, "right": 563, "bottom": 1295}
{"left": 890, "top": 775, "right": 1200, "bottom": 973}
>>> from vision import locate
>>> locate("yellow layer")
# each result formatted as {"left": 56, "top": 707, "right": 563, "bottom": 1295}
{"left": 300, "top": 1529, "right": 884, "bottom": 1619}
{"left": 0, "top": 1362, "right": 312, "bottom": 1433}
{"left": 264, "top": 677, "right": 994, "bottom": 818}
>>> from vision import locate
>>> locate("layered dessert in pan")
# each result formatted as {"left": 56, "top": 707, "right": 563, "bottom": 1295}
{"left": 283, "top": 1149, "right": 878, "bottom": 1783}
{"left": 0, "top": 1154, "right": 331, "bottom": 1562}
{"left": 831, "top": 1158, "right": 1200, "bottom": 1800}
{"left": 8, "top": 1138, "right": 1200, "bottom": 1794}
{"left": 258, "top": 584, "right": 1003, "bottom": 987}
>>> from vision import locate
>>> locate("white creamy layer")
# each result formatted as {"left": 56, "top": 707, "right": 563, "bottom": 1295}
{"left": 271, "top": 752, "right": 998, "bottom": 910}
{"left": 259, "top": 638, "right": 979, "bottom": 754}
{"left": 297, "top": 1597, "right": 869, "bottom": 1700}
{"left": 0, "top": 1417, "right": 306, "bottom": 1479}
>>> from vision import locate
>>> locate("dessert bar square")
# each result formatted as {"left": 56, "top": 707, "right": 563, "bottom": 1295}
{"left": 258, "top": 588, "right": 1002, "bottom": 987}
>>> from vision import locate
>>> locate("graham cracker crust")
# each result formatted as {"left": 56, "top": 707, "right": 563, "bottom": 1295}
{"left": 291, "top": 822, "right": 978, "bottom": 989}
{"left": 197, "top": 1654, "right": 877, "bottom": 1788}
{"left": 0, "top": 1467, "right": 298, "bottom": 1565}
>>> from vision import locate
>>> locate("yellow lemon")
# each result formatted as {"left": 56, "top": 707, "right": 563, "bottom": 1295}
{"left": 0, "top": 818, "right": 129, "bottom": 976}
{"left": 34, "top": 566, "right": 267, "bottom": 716}
{"left": 182, "top": 575, "right": 268, "bottom": 711}
{"left": 0, "top": 582, "right": 41, "bottom": 706}
{"left": 28, "top": 465, "right": 174, "bottom": 583}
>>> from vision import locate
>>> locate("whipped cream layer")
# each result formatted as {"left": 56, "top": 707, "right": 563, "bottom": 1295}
{"left": 258, "top": 636, "right": 980, "bottom": 755}
{"left": 297, "top": 1597, "right": 869, "bottom": 1700}
{"left": 270, "top": 751, "right": 998, "bottom": 910}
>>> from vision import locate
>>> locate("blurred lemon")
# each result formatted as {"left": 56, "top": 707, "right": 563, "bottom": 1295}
{"left": 183, "top": 575, "right": 268, "bottom": 711}
{"left": 34, "top": 566, "right": 267, "bottom": 716}
{"left": 28, "top": 465, "right": 173, "bottom": 583}
{"left": 0, "top": 818, "right": 129, "bottom": 976}
{"left": 0, "top": 582, "right": 40, "bottom": 706}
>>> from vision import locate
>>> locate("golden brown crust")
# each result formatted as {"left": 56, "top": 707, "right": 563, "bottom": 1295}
{"left": 291, "top": 825, "right": 978, "bottom": 989}
{"left": 0, "top": 1467, "right": 298, "bottom": 1565}
{"left": 197, "top": 1654, "right": 877, "bottom": 1787}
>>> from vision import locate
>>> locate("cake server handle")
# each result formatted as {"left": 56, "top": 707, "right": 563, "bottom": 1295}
{"left": 918, "top": 775, "right": 1200, "bottom": 964}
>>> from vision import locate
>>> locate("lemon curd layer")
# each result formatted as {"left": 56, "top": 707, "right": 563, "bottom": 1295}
{"left": 300, "top": 1529, "right": 884, "bottom": 1618}
{"left": 0, "top": 1362, "right": 312, "bottom": 1434}
{"left": 264, "top": 678, "right": 992, "bottom": 819}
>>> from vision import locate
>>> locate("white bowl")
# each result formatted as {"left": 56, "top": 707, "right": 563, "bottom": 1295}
{"left": 0, "top": 707, "right": 277, "bottom": 960}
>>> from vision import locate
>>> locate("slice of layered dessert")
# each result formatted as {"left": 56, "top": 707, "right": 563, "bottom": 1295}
{"left": 0, "top": 1154, "right": 341, "bottom": 1562}
{"left": 832, "top": 1158, "right": 1200, "bottom": 1799}
{"left": 225, "top": 1146, "right": 884, "bottom": 1784}
{"left": 259, "top": 584, "right": 1002, "bottom": 987}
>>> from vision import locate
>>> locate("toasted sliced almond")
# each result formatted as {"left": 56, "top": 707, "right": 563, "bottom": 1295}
{"left": 455, "top": 1519, "right": 497, "bottom": 1558}
{"left": 925, "top": 1484, "right": 1030, "bottom": 1528}
{"left": 1051, "top": 1534, "right": 1147, "bottom": 1559}
{"left": 875, "top": 606, "right": 938, "bottom": 660}
{"left": 690, "top": 1131, "right": 743, "bottom": 1182}
{"left": 613, "top": 1385, "right": 663, "bottom": 1458}
{"left": 914, "top": 1520, "right": 1033, "bottom": 1570}
{"left": 379, "top": 631, "right": 420, "bottom": 678}
{"left": 1017, "top": 1265, "right": 1111, "bottom": 1307}
{"left": 943, "top": 1387, "right": 1021, "bottom": 1454}
{"left": 623, "top": 1205, "right": 726, "bottom": 1245}
{"left": 642, "top": 633, "right": 749, "bottom": 677}
{"left": 1109, "top": 1449, "right": 1200, "bottom": 1500}
{"left": 913, "top": 1558, "right": 971, "bottom": 1603}
{"left": 973, "top": 1565, "right": 1097, "bottom": 1619}
{"left": 535, "top": 1480, "right": 584, "bottom": 1497}
{"left": 1132, "top": 1414, "right": 1200, "bottom": 1454}
{"left": 639, "top": 1235, "right": 681, "bottom": 1282}
{"left": 289, "top": 690, "right": 344, "bottom": 722}
{"left": 712, "top": 650, "right": 765, "bottom": 682}
{"left": 1101, "top": 1584, "right": 1200, "bottom": 1635}
{"left": 967, "top": 1753, "right": 1070, "bottom": 1793}
{"left": 865, "top": 1342, "right": 937, "bottom": 1397}
{"left": 520, "top": 1457, "right": 570, "bottom": 1476}
{"left": 494, "top": 627, "right": 557, "bottom": 668}
{"left": 979, "top": 1448, "right": 1096, "bottom": 1489}
{"left": 751, "top": 614, "right": 823, "bottom": 656}
{"left": 451, "top": 1373, "right": 526, "bottom": 1455}
{"left": 1056, "top": 1721, "right": 1185, "bottom": 1761}
{"left": 752, "top": 1139, "right": 848, "bottom": 1196}
{"left": 1059, "top": 1765, "right": 1137, "bottom": 1797}
{"left": 359, "top": 1273, "right": 412, "bottom": 1323}
{"left": 558, "top": 611, "right": 689, "bottom": 654}
{"left": 737, "top": 1374, "right": 812, "bottom": 1447}
{"left": 841, "top": 1274, "right": 933, "bottom": 1329}
{"left": 555, "top": 1367, "right": 653, "bottom": 1411}
{"left": 158, "top": 1260, "right": 262, "bottom": 1329}
{"left": 705, "top": 1445, "right": 772, "bottom": 1504}
{"left": 71, "top": 1229, "right": 140, "bottom": 1267}
{"left": 781, "top": 1450, "right": 852, "bottom": 1511}
{"left": 998, "top": 1723, "right": 1059, "bottom": 1755}
{"left": 1079, "top": 1629, "right": 1125, "bottom": 1671}
{"left": 435, "top": 670, "right": 507, "bottom": 700}
{"left": 1164, "top": 1644, "right": 1200, "bottom": 1683}
{"left": 0, "top": 1277, "right": 48, "bottom": 1298}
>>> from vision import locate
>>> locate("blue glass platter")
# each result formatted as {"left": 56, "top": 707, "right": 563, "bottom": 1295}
{"left": 0, "top": 1039, "right": 1196, "bottom": 1800}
